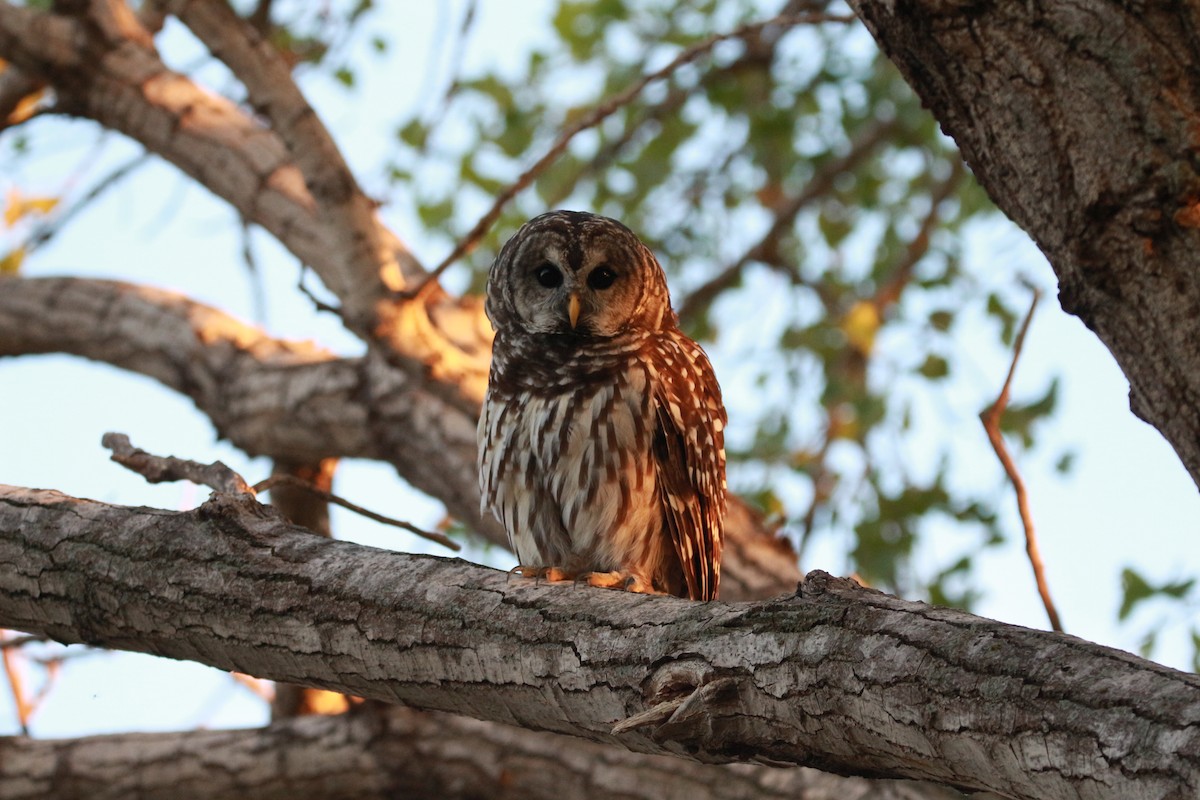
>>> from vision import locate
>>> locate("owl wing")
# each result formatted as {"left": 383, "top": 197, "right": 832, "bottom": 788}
{"left": 651, "top": 336, "right": 727, "bottom": 601}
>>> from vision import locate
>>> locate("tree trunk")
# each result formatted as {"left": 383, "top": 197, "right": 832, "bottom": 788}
{"left": 2, "top": 484, "right": 1196, "bottom": 800}
{"left": 849, "top": 0, "right": 1200, "bottom": 489}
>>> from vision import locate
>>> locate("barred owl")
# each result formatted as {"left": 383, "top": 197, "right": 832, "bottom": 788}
{"left": 478, "top": 210, "right": 726, "bottom": 600}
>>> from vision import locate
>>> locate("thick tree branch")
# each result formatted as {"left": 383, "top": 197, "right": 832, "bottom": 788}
{"left": 0, "top": 1, "right": 489, "bottom": 410}
{"left": 166, "top": 0, "right": 421, "bottom": 309}
{"left": 1, "top": 484, "right": 1196, "bottom": 800}
{"left": 0, "top": 2, "right": 332, "bottom": 274}
{"left": 848, "top": 0, "right": 1200, "bottom": 491}
{"left": 0, "top": 276, "right": 799, "bottom": 601}
{"left": 0, "top": 706, "right": 963, "bottom": 800}
{"left": 0, "top": 276, "right": 487, "bottom": 532}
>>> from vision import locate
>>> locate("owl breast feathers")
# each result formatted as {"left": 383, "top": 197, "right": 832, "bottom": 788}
{"left": 478, "top": 210, "right": 727, "bottom": 601}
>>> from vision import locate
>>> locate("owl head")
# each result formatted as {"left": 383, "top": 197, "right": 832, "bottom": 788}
{"left": 485, "top": 211, "right": 673, "bottom": 339}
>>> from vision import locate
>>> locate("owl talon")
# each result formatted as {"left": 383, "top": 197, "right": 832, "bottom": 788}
{"left": 580, "top": 571, "right": 664, "bottom": 595}
{"left": 509, "top": 565, "right": 577, "bottom": 584}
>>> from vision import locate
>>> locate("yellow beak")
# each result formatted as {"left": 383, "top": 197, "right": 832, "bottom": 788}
{"left": 568, "top": 293, "right": 581, "bottom": 329}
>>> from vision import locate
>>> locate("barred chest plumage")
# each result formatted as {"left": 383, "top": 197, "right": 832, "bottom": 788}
{"left": 478, "top": 332, "right": 675, "bottom": 586}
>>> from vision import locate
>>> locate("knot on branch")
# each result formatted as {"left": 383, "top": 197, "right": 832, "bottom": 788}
{"left": 797, "top": 569, "right": 862, "bottom": 597}
{"left": 612, "top": 657, "right": 738, "bottom": 746}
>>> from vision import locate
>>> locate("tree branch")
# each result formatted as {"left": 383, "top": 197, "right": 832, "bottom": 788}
{"left": 0, "top": 0, "right": 463, "bottom": 368}
{"left": 0, "top": 276, "right": 800, "bottom": 601}
{"left": 0, "top": 276, "right": 487, "bottom": 532}
{"left": 980, "top": 288, "right": 1063, "bottom": 634}
{"left": 0, "top": 705, "right": 964, "bottom": 800}
{"left": 1, "top": 484, "right": 1195, "bottom": 800}
{"left": 0, "top": 1, "right": 335, "bottom": 274}
{"left": 677, "top": 116, "right": 899, "bottom": 324}
{"left": 102, "top": 431, "right": 254, "bottom": 495}
{"left": 0, "top": 62, "right": 41, "bottom": 129}
{"left": 166, "top": 0, "right": 422, "bottom": 311}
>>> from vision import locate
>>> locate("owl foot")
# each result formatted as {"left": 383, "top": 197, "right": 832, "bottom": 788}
{"left": 509, "top": 565, "right": 577, "bottom": 584}
{"left": 578, "top": 571, "right": 664, "bottom": 595}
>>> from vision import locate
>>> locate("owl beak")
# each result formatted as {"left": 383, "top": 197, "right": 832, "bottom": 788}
{"left": 567, "top": 293, "right": 581, "bottom": 329}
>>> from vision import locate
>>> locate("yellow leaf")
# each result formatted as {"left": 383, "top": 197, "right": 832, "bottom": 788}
{"left": 3, "top": 188, "right": 20, "bottom": 227}
{"left": 23, "top": 195, "right": 58, "bottom": 215}
{"left": 3, "top": 188, "right": 58, "bottom": 227}
{"left": 8, "top": 89, "right": 44, "bottom": 126}
{"left": 0, "top": 247, "right": 25, "bottom": 275}
{"left": 841, "top": 300, "right": 881, "bottom": 356}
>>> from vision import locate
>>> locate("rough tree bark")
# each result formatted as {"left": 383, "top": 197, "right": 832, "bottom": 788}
{"left": 849, "top": 0, "right": 1200, "bottom": 491}
{"left": 0, "top": 706, "right": 963, "bottom": 800}
{"left": 1, "top": 484, "right": 1197, "bottom": 800}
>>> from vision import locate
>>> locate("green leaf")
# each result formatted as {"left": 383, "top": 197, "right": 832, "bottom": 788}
{"left": 416, "top": 198, "right": 455, "bottom": 230}
{"left": 929, "top": 310, "right": 954, "bottom": 331}
{"left": 918, "top": 354, "right": 949, "bottom": 379}
{"left": 986, "top": 292, "right": 1018, "bottom": 345}
{"left": 1160, "top": 578, "right": 1196, "bottom": 599}
{"left": 397, "top": 119, "right": 429, "bottom": 149}
{"left": 1119, "top": 568, "right": 1155, "bottom": 621}
{"left": 999, "top": 379, "right": 1059, "bottom": 448}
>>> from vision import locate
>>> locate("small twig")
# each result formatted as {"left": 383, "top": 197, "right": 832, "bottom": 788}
{"left": 247, "top": 0, "right": 275, "bottom": 35}
{"left": 297, "top": 265, "right": 343, "bottom": 315}
{"left": 794, "top": 423, "right": 837, "bottom": 568}
{"left": 677, "top": 116, "right": 897, "bottom": 323}
{"left": 25, "top": 154, "right": 150, "bottom": 256}
{"left": 102, "top": 432, "right": 255, "bottom": 496}
{"left": 611, "top": 696, "right": 686, "bottom": 735}
{"left": 872, "top": 159, "right": 966, "bottom": 311}
{"left": 418, "top": 0, "right": 477, "bottom": 129}
{"left": 404, "top": 10, "right": 855, "bottom": 300}
{"left": 980, "top": 288, "right": 1064, "bottom": 633}
{"left": 231, "top": 671, "right": 275, "bottom": 703}
{"left": 240, "top": 218, "right": 268, "bottom": 324}
{"left": 101, "top": 434, "right": 459, "bottom": 551}
{"left": 0, "top": 634, "right": 49, "bottom": 651}
{"left": 1, "top": 632, "right": 32, "bottom": 734}
{"left": 253, "top": 474, "right": 462, "bottom": 552}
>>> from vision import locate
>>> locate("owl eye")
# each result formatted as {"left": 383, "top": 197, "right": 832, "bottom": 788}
{"left": 587, "top": 265, "right": 617, "bottom": 290}
{"left": 534, "top": 263, "right": 563, "bottom": 289}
